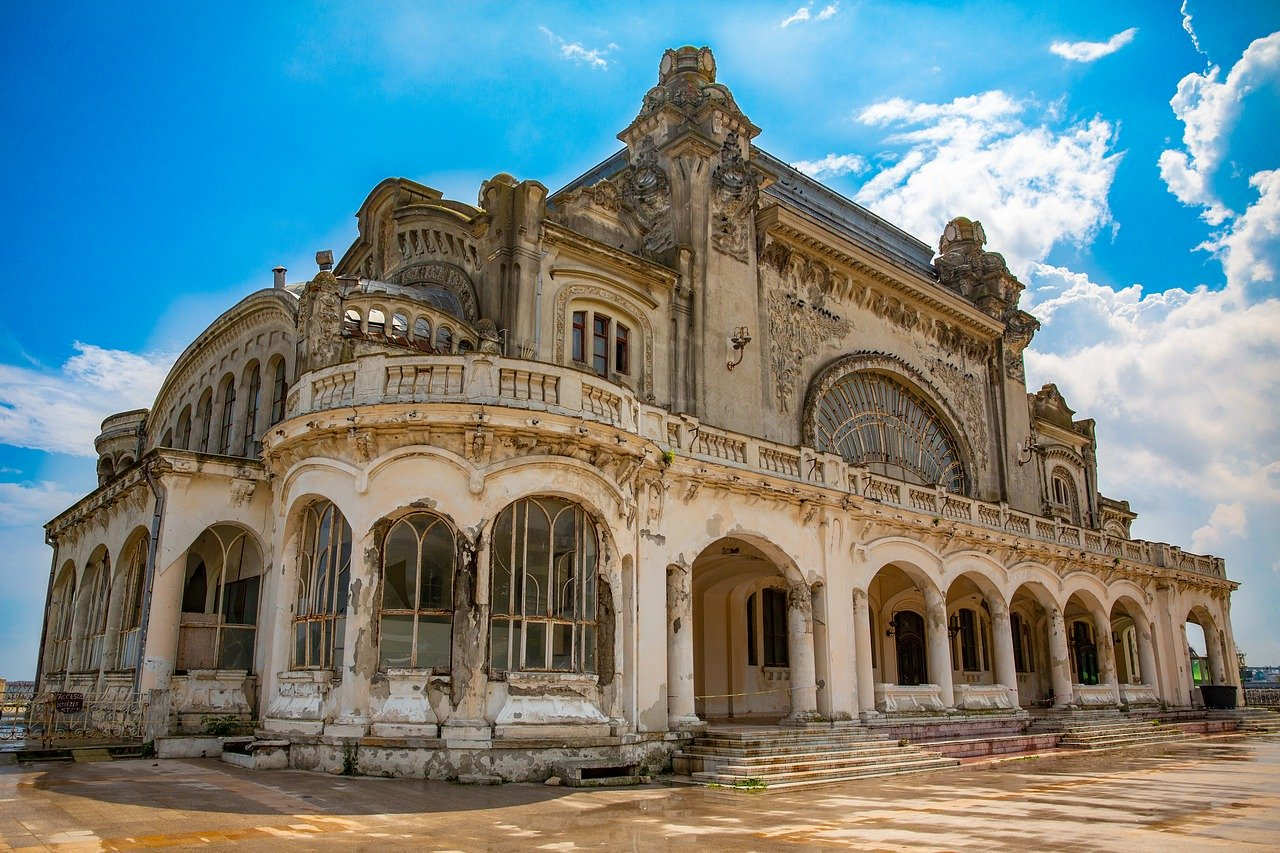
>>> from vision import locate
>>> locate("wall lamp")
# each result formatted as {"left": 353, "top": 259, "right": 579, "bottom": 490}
{"left": 727, "top": 326, "right": 752, "bottom": 371}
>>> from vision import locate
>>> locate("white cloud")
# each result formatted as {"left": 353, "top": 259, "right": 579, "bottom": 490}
{"left": 780, "top": 3, "right": 838, "bottom": 28}
{"left": 537, "top": 26, "right": 616, "bottom": 70}
{"left": 1049, "top": 27, "right": 1138, "bottom": 63}
{"left": 1157, "top": 31, "right": 1280, "bottom": 224}
{"left": 791, "top": 152, "right": 866, "bottom": 178}
{"left": 1180, "top": 0, "right": 1206, "bottom": 61}
{"left": 780, "top": 6, "right": 810, "bottom": 27}
{"left": 0, "top": 343, "right": 173, "bottom": 457}
{"left": 0, "top": 481, "right": 81, "bottom": 528}
{"left": 1191, "top": 502, "right": 1248, "bottom": 553}
{"left": 1198, "top": 169, "right": 1280, "bottom": 292}
{"left": 852, "top": 91, "right": 1120, "bottom": 277}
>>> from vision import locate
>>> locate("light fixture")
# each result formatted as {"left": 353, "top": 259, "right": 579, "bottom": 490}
{"left": 1016, "top": 435, "right": 1036, "bottom": 465}
{"left": 727, "top": 326, "right": 752, "bottom": 370}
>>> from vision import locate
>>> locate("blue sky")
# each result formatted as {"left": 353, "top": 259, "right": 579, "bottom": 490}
{"left": 1, "top": 1, "right": 1277, "bottom": 679}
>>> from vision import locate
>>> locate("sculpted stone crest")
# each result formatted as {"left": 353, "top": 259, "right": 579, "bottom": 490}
{"left": 710, "top": 132, "right": 759, "bottom": 262}
{"left": 620, "top": 137, "right": 674, "bottom": 257}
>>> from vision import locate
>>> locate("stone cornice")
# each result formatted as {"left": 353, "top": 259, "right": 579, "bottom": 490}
{"left": 757, "top": 204, "right": 1004, "bottom": 340}
{"left": 542, "top": 221, "right": 679, "bottom": 292}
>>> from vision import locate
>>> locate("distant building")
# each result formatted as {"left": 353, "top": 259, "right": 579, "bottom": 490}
{"left": 34, "top": 46, "right": 1242, "bottom": 780}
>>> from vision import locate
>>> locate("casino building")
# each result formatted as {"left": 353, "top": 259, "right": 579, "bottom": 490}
{"left": 35, "top": 46, "right": 1242, "bottom": 781}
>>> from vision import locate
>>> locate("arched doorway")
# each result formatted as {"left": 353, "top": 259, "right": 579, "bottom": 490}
{"left": 866, "top": 562, "right": 951, "bottom": 712}
{"left": 1109, "top": 597, "right": 1159, "bottom": 706}
{"left": 685, "top": 536, "right": 816, "bottom": 724}
{"left": 1063, "top": 590, "right": 1118, "bottom": 707}
{"left": 893, "top": 611, "right": 927, "bottom": 685}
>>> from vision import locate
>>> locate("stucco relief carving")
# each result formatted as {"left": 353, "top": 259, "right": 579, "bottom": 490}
{"left": 620, "top": 138, "right": 674, "bottom": 257}
{"left": 926, "top": 357, "right": 989, "bottom": 470}
{"left": 1002, "top": 309, "right": 1039, "bottom": 382}
{"left": 395, "top": 225, "right": 480, "bottom": 272}
{"left": 761, "top": 240, "right": 851, "bottom": 412}
{"left": 552, "top": 283, "right": 655, "bottom": 400}
{"left": 710, "top": 132, "right": 759, "bottom": 262}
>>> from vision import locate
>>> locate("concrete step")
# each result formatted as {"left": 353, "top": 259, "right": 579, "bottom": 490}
{"left": 1058, "top": 733, "right": 1191, "bottom": 750}
{"left": 709, "top": 750, "right": 951, "bottom": 775}
{"left": 681, "top": 744, "right": 909, "bottom": 762}
{"left": 692, "top": 755, "right": 960, "bottom": 787}
{"left": 701, "top": 729, "right": 877, "bottom": 744}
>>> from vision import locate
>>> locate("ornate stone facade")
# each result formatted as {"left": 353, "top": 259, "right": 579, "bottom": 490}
{"left": 36, "top": 46, "right": 1241, "bottom": 783}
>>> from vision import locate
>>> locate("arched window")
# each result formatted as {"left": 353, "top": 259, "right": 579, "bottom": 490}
{"left": 97, "top": 457, "right": 115, "bottom": 486}
{"left": 293, "top": 500, "right": 352, "bottom": 671}
{"left": 412, "top": 317, "right": 431, "bottom": 343}
{"left": 196, "top": 389, "right": 213, "bottom": 452}
{"left": 177, "top": 525, "right": 263, "bottom": 672}
{"left": 570, "top": 309, "right": 631, "bottom": 378}
{"left": 457, "top": 339, "right": 473, "bottom": 353}
{"left": 1070, "top": 620, "right": 1099, "bottom": 685}
{"left": 46, "top": 565, "right": 76, "bottom": 674}
{"left": 343, "top": 309, "right": 362, "bottom": 335}
{"left": 117, "top": 540, "right": 148, "bottom": 669}
{"left": 379, "top": 513, "right": 455, "bottom": 670}
{"left": 80, "top": 554, "right": 112, "bottom": 671}
{"left": 161, "top": 428, "right": 173, "bottom": 447}
{"left": 176, "top": 405, "right": 193, "bottom": 449}
{"left": 368, "top": 308, "right": 387, "bottom": 336}
{"left": 241, "top": 363, "right": 262, "bottom": 457}
{"left": 269, "top": 358, "right": 288, "bottom": 425}
{"left": 436, "top": 326, "right": 453, "bottom": 353}
{"left": 490, "top": 496, "right": 598, "bottom": 673}
{"left": 1050, "top": 467, "right": 1081, "bottom": 525}
{"left": 391, "top": 313, "right": 409, "bottom": 338}
{"left": 812, "top": 371, "right": 967, "bottom": 493}
{"left": 217, "top": 375, "right": 236, "bottom": 454}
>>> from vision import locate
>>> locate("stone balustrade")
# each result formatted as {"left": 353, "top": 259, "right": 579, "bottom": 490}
{"left": 290, "top": 352, "right": 1228, "bottom": 582}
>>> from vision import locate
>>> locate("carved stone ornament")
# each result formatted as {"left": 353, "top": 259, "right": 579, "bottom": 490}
{"left": 228, "top": 478, "right": 257, "bottom": 507}
{"left": 297, "top": 270, "right": 345, "bottom": 374}
{"left": 710, "top": 132, "right": 760, "bottom": 262}
{"left": 927, "top": 357, "right": 989, "bottom": 470}
{"left": 637, "top": 46, "right": 746, "bottom": 124}
{"left": 762, "top": 240, "right": 851, "bottom": 412}
{"left": 936, "top": 216, "right": 1028, "bottom": 321}
{"left": 1003, "top": 309, "right": 1040, "bottom": 383}
{"left": 620, "top": 137, "right": 674, "bottom": 257}
{"left": 388, "top": 260, "right": 480, "bottom": 323}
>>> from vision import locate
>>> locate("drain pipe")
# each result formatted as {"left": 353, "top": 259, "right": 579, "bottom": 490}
{"left": 134, "top": 458, "right": 167, "bottom": 695}
{"left": 33, "top": 529, "right": 58, "bottom": 693}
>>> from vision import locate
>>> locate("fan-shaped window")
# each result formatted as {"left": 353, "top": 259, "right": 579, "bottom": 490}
{"left": 421, "top": 284, "right": 464, "bottom": 319}
{"left": 813, "top": 371, "right": 967, "bottom": 493}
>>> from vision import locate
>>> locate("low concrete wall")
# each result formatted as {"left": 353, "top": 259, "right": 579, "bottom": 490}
{"left": 155, "top": 736, "right": 225, "bottom": 758}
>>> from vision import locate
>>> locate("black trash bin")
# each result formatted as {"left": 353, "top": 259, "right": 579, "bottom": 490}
{"left": 1199, "top": 684, "right": 1238, "bottom": 709}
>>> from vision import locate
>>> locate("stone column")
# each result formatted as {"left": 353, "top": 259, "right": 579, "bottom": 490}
{"left": 1093, "top": 613, "right": 1121, "bottom": 705}
{"left": 1205, "top": 624, "right": 1227, "bottom": 685}
{"left": 139, "top": 554, "right": 186, "bottom": 693}
{"left": 1047, "top": 608, "right": 1074, "bottom": 708}
{"left": 924, "top": 586, "right": 954, "bottom": 709}
{"left": 442, "top": 527, "right": 491, "bottom": 746}
{"left": 990, "top": 599, "right": 1019, "bottom": 704}
{"left": 1135, "top": 617, "right": 1159, "bottom": 690}
{"left": 781, "top": 580, "right": 822, "bottom": 725}
{"left": 325, "top": 525, "right": 379, "bottom": 737}
{"left": 852, "top": 588, "right": 877, "bottom": 718}
{"left": 666, "top": 564, "right": 700, "bottom": 729}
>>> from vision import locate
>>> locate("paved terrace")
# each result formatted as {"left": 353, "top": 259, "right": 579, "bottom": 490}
{"left": 2, "top": 737, "right": 1278, "bottom": 850}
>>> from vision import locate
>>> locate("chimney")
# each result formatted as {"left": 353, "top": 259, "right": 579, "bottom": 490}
{"left": 272, "top": 266, "right": 286, "bottom": 289}
{"left": 316, "top": 250, "right": 334, "bottom": 272}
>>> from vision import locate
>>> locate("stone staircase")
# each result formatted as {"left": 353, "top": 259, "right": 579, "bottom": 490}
{"left": 672, "top": 725, "right": 959, "bottom": 790}
{"left": 1042, "top": 715, "right": 1193, "bottom": 750}
{"left": 1231, "top": 708, "right": 1280, "bottom": 734}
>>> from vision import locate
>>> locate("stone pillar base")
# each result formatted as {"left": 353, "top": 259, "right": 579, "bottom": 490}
{"left": 779, "top": 710, "right": 826, "bottom": 727}
{"left": 323, "top": 715, "right": 369, "bottom": 738}
{"left": 669, "top": 714, "right": 706, "bottom": 734}
{"left": 441, "top": 718, "right": 492, "bottom": 749}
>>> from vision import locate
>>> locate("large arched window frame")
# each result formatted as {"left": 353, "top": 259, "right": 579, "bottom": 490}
{"left": 80, "top": 553, "right": 112, "bottom": 672}
{"left": 241, "top": 362, "right": 262, "bottom": 457}
{"left": 177, "top": 525, "right": 263, "bottom": 672}
{"left": 216, "top": 374, "right": 236, "bottom": 455}
{"left": 490, "top": 496, "right": 598, "bottom": 674}
{"left": 809, "top": 367, "right": 968, "bottom": 494}
{"left": 196, "top": 389, "right": 213, "bottom": 452}
{"left": 293, "top": 500, "right": 352, "bottom": 672}
{"left": 47, "top": 565, "right": 76, "bottom": 675}
{"left": 117, "top": 540, "right": 148, "bottom": 669}
{"left": 379, "top": 513, "right": 455, "bottom": 671}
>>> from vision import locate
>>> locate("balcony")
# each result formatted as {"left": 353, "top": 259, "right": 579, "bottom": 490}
{"left": 284, "top": 352, "right": 1228, "bottom": 583}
